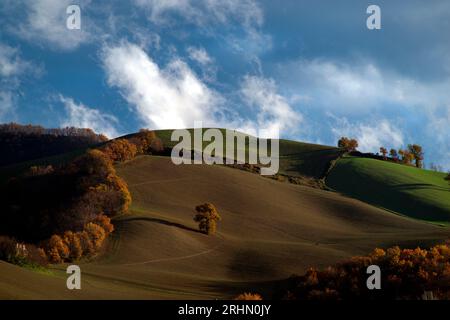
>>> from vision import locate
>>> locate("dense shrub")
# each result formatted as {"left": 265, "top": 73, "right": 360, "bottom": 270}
{"left": 277, "top": 242, "right": 450, "bottom": 300}
{"left": 234, "top": 293, "right": 263, "bottom": 300}
{"left": 101, "top": 139, "right": 137, "bottom": 162}
{"left": 44, "top": 215, "right": 113, "bottom": 263}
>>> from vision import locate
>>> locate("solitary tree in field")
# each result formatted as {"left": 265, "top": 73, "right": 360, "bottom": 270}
{"left": 379, "top": 147, "right": 388, "bottom": 160}
{"left": 389, "top": 149, "right": 398, "bottom": 162}
{"left": 193, "top": 203, "right": 221, "bottom": 235}
{"left": 408, "top": 144, "right": 424, "bottom": 168}
{"left": 338, "top": 137, "right": 358, "bottom": 152}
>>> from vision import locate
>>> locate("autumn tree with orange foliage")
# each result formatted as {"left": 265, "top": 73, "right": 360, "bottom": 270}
{"left": 277, "top": 242, "right": 450, "bottom": 300}
{"left": 234, "top": 293, "right": 263, "bottom": 300}
{"left": 128, "top": 129, "right": 164, "bottom": 154}
{"left": 46, "top": 235, "right": 70, "bottom": 264}
{"left": 408, "top": 144, "right": 424, "bottom": 168}
{"left": 101, "top": 139, "right": 137, "bottom": 162}
{"left": 45, "top": 215, "right": 114, "bottom": 263}
{"left": 389, "top": 149, "right": 398, "bottom": 162}
{"left": 194, "top": 203, "right": 221, "bottom": 235}
{"left": 379, "top": 147, "right": 387, "bottom": 160}
{"left": 398, "top": 149, "right": 414, "bottom": 165}
{"left": 338, "top": 137, "right": 358, "bottom": 152}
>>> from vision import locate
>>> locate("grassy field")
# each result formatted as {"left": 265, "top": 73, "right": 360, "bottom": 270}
{"left": 2, "top": 155, "right": 449, "bottom": 299}
{"left": 326, "top": 156, "right": 450, "bottom": 223}
{"left": 151, "top": 129, "right": 343, "bottom": 179}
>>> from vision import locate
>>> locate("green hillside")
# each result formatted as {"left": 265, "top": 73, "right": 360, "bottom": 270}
{"left": 326, "top": 156, "right": 450, "bottom": 223}
{"left": 151, "top": 129, "right": 343, "bottom": 179}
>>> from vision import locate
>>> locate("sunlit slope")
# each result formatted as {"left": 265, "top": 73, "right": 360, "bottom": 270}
{"left": 326, "top": 157, "right": 450, "bottom": 222}
{"left": 150, "top": 129, "right": 343, "bottom": 178}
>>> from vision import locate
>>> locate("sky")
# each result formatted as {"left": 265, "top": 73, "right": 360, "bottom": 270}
{"left": 0, "top": 0, "right": 449, "bottom": 170}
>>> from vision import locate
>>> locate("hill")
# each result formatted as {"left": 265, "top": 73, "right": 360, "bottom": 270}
{"left": 1, "top": 155, "right": 449, "bottom": 299}
{"left": 150, "top": 128, "right": 343, "bottom": 179}
{"left": 326, "top": 156, "right": 450, "bottom": 223}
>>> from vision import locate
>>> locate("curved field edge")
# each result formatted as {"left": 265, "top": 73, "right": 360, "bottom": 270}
{"left": 326, "top": 156, "right": 450, "bottom": 222}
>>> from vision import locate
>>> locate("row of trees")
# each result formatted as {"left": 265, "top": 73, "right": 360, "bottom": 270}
{"left": 0, "top": 122, "right": 108, "bottom": 139}
{"left": 100, "top": 130, "right": 164, "bottom": 162}
{"left": 45, "top": 215, "right": 114, "bottom": 263}
{"left": 380, "top": 144, "right": 424, "bottom": 168}
{"left": 337, "top": 137, "right": 425, "bottom": 169}
{"left": 277, "top": 241, "right": 450, "bottom": 300}
{"left": 0, "top": 123, "right": 108, "bottom": 166}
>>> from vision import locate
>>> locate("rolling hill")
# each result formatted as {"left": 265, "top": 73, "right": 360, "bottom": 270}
{"left": 1, "top": 155, "right": 449, "bottom": 299}
{"left": 326, "top": 156, "right": 450, "bottom": 223}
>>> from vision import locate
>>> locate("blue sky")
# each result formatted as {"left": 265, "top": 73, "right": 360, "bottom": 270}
{"left": 0, "top": 0, "right": 449, "bottom": 170}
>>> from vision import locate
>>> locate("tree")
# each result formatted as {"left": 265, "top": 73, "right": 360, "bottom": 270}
{"left": 398, "top": 149, "right": 414, "bottom": 165}
{"left": 337, "top": 137, "right": 358, "bottom": 152}
{"left": 129, "top": 129, "right": 164, "bottom": 154}
{"left": 46, "top": 235, "right": 70, "bottom": 264}
{"left": 84, "top": 222, "right": 107, "bottom": 250}
{"left": 101, "top": 139, "right": 137, "bottom": 162}
{"left": 389, "top": 149, "right": 398, "bottom": 162}
{"left": 408, "top": 144, "right": 424, "bottom": 168}
{"left": 63, "top": 231, "right": 83, "bottom": 261}
{"left": 234, "top": 293, "right": 263, "bottom": 300}
{"left": 379, "top": 147, "right": 388, "bottom": 160}
{"left": 193, "top": 203, "right": 221, "bottom": 235}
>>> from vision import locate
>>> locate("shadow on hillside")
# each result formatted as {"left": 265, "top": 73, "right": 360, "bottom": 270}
{"left": 117, "top": 216, "right": 203, "bottom": 234}
{"left": 226, "top": 250, "right": 278, "bottom": 280}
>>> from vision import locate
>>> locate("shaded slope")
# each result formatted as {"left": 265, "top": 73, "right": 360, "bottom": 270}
{"left": 326, "top": 157, "right": 450, "bottom": 222}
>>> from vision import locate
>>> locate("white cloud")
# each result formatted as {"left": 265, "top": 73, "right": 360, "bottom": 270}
{"left": 0, "top": 43, "right": 37, "bottom": 79}
{"left": 101, "top": 42, "right": 302, "bottom": 138}
{"left": 0, "top": 44, "right": 29, "bottom": 77}
{"left": 279, "top": 59, "right": 450, "bottom": 114}
{"left": 330, "top": 116, "right": 404, "bottom": 153}
{"left": 134, "top": 0, "right": 263, "bottom": 29}
{"left": 102, "top": 42, "right": 222, "bottom": 129}
{"left": 187, "top": 46, "right": 217, "bottom": 82}
{"left": 0, "top": 43, "right": 41, "bottom": 121}
{"left": 59, "top": 95, "right": 119, "bottom": 138}
{"left": 240, "top": 75, "right": 302, "bottom": 138}
{"left": 14, "top": 0, "right": 91, "bottom": 50}
{"left": 187, "top": 46, "right": 213, "bottom": 65}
